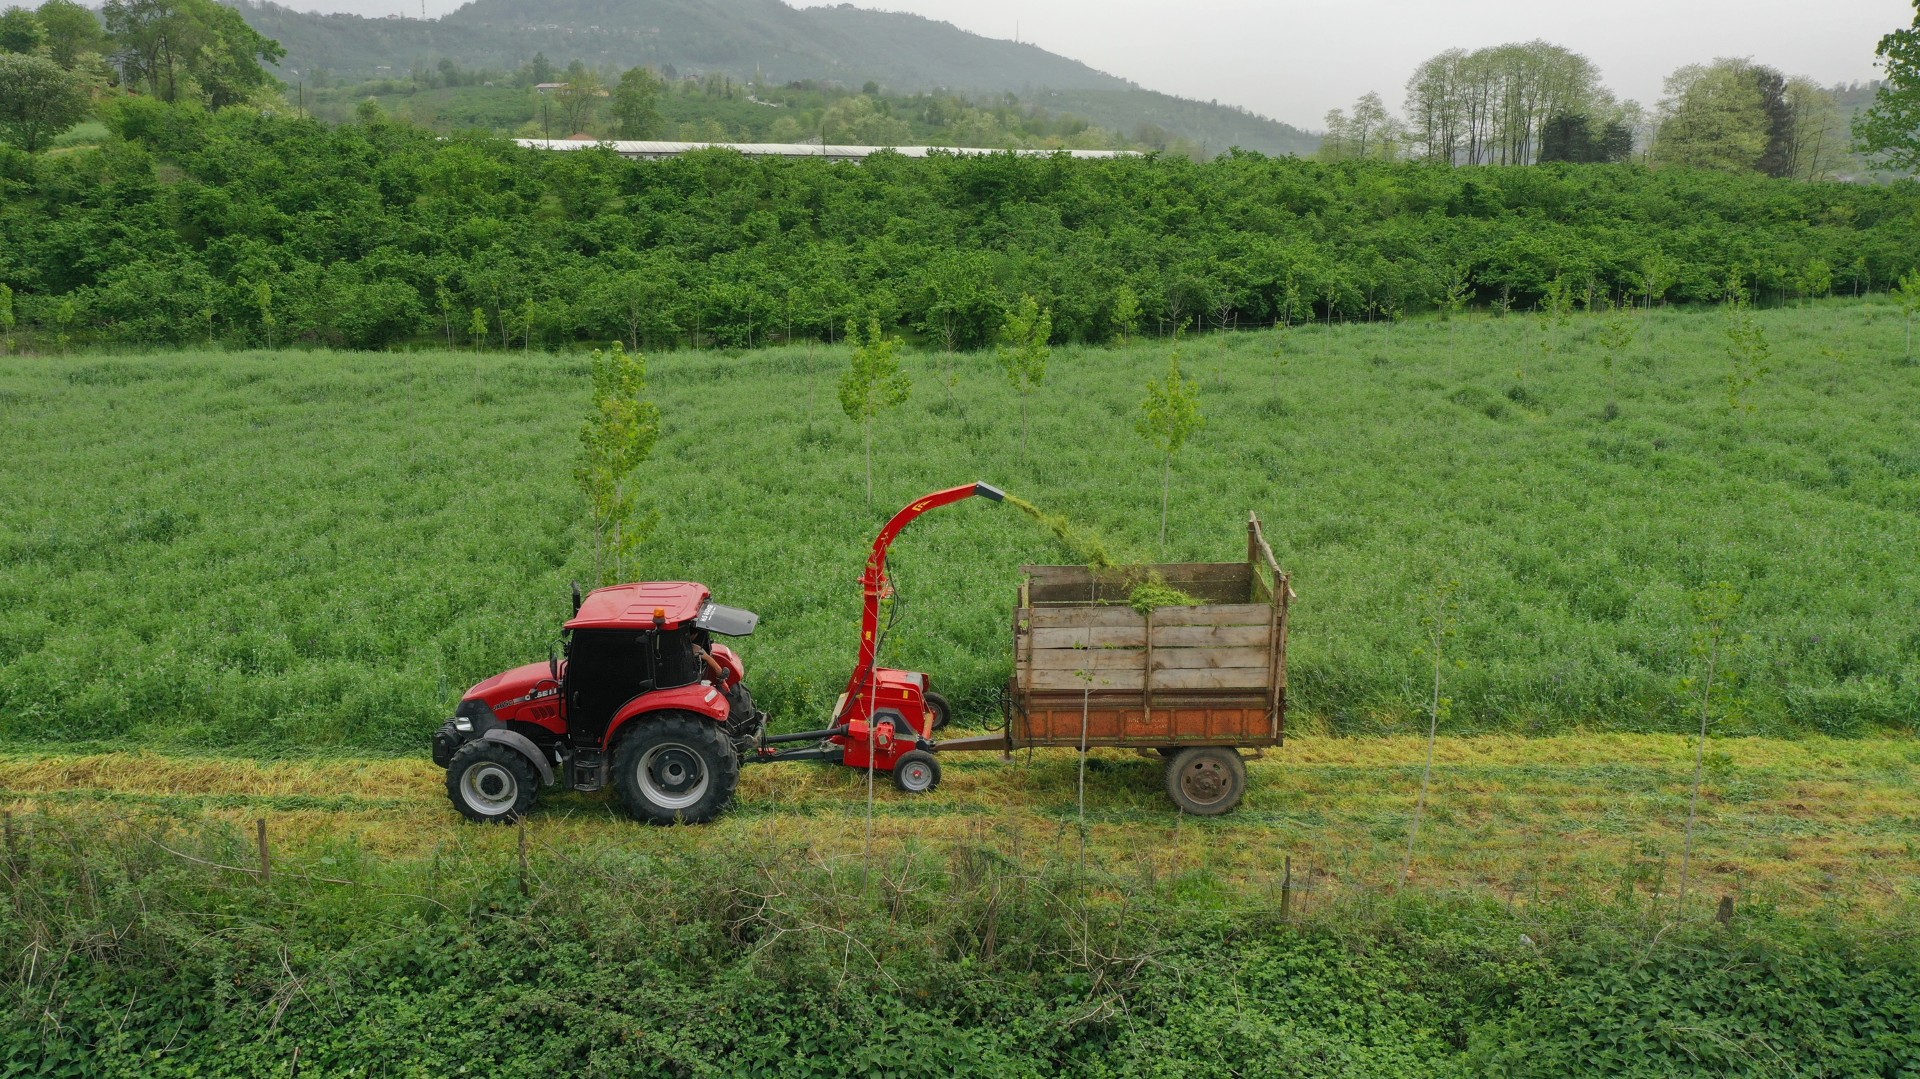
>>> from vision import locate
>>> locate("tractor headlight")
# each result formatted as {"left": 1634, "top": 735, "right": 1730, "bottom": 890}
{"left": 453, "top": 716, "right": 473, "bottom": 733}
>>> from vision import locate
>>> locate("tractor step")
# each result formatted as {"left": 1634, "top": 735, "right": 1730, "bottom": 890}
{"left": 568, "top": 748, "right": 607, "bottom": 792}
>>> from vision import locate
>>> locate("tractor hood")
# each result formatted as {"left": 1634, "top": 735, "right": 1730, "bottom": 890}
{"left": 462, "top": 661, "right": 554, "bottom": 707}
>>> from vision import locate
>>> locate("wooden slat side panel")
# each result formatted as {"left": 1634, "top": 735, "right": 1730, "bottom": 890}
{"left": 1027, "top": 580, "right": 1251, "bottom": 604}
{"left": 1150, "top": 667, "right": 1270, "bottom": 691}
{"left": 1027, "top": 668, "right": 1146, "bottom": 691}
{"left": 1021, "top": 563, "right": 1253, "bottom": 585}
{"left": 1022, "top": 626, "right": 1269, "bottom": 651}
{"left": 1153, "top": 624, "right": 1269, "bottom": 648}
{"left": 1022, "top": 672, "right": 1271, "bottom": 692}
{"left": 1149, "top": 604, "right": 1272, "bottom": 627}
{"left": 1024, "top": 604, "right": 1270, "bottom": 628}
{"left": 1151, "top": 646, "right": 1271, "bottom": 670}
{"left": 1029, "top": 664, "right": 1144, "bottom": 687}
{"left": 1031, "top": 626, "right": 1146, "bottom": 649}
{"left": 1028, "top": 607, "right": 1144, "bottom": 629}
{"left": 1027, "top": 648, "right": 1147, "bottom": 671}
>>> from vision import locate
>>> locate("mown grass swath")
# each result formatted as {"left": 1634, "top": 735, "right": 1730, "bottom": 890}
{"left": 1, "top": 301, "right": 1915, "bottom": 753}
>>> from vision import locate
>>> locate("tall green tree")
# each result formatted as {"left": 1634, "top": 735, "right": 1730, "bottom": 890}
{"left": 0, "top": 7, "right": 45, "bottom": 54}
{"left": 1136, "top": 349, "right": 1203, "bottom": 550}
{"left": 35, "top": 1, "right": 107, "bottom": 70}
{"left": 553, "top": 59, "right": 603, "bottom": 134}
{"left": 576, "top": 342, "right": 660, "bottom": 585}
{"left": 1893, "top": 270, "right": 1920, "bottom": 361}
{"left": 0, "top": 53, "right": 87, "bottom": 151}
{"left": 1110, "top": 284, "right": 1141, "bottom": 345}
{"left": 102, "top": 0, "right": 283, "bottom": 107}
{"left": 611, "top": 65, "right": 662, "bottom": 139}
{"left": 1855, "top": 1, "right": 1920, "bottom": 171}
{"left": 1653, "top": 61, "right": 1767, "bottom": 171}
{"left": 838, "top": 316, "right": 910, "bottom": 510}
{"left": 996, "top": 293, "right": 1051, "bottom": 456}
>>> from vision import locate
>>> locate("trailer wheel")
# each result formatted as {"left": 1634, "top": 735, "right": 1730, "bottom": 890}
{"left": 612, "top": 713, "right": 740, "bottom": 825}
{"left": 1163, "top": 747, "right": 1247, "bottom": 816}
{"left": 446, "top": 740, "right": 540, "bottom": 823}
{"left": 925, "top": 691, "right": 953, "bottom": 732}
{"left": 891, "top": 750, "right": 941, "bottom": 793}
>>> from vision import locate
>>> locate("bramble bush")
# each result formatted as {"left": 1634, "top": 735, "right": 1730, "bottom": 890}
{"left": 3, "top": 811, "right": 1916, "bottom": 1077}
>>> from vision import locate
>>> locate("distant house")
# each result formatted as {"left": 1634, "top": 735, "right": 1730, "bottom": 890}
{"left": 534, "top": 83, "right": 610, "bottom": 97}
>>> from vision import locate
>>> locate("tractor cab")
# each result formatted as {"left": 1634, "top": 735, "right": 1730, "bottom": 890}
{"left": 435, "top": 581, "right": 761, "bottom": 824}
{"left": 560, "top": 582, "right": 757, "bottom": 749}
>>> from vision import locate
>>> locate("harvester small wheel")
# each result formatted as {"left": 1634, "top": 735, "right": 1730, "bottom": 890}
{"left": 891, "top": 750, "right": 941, "bottom": 794}
{"left": 925, "top": 691, "right": 953, "bottom": 732}
{"left": 446, "top": 740, "right": 540, "bottom": 823}
{"left": 612, "top": 713, "right": 740, "bottom": 825}
{"left": 1163, "top": 747, "right": 1247, "bottom": 816}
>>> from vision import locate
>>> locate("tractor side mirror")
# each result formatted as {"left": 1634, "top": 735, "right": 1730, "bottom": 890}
{"left": 570, "top": 580, "right": 583, "bottom": 614}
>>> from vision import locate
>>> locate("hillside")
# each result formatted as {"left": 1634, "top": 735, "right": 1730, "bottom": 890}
{"left": 231, "top": 0, "right": 1319, "bottom": 155}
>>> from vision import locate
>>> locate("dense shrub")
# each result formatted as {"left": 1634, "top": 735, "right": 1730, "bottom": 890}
{"left": 3, "top": 813, "right": 1915, "bottom": 1077}
{"left": 2, "top": 105, "right": 1916, "bottom": 352}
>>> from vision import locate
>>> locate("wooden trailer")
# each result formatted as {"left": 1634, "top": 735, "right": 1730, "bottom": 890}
{"left": 940, "top": 513, "right": 1292, "bottom": 815}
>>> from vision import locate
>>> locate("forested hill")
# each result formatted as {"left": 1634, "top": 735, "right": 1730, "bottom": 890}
{"left": 230, "top": 0, "right": 1319, "bottom": 156}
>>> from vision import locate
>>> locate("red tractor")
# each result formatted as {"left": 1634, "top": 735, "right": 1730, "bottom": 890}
{"left": 434, "top": 580, "right": 763, "bottom": 823}
{"left": 434, "top": 481, "right": 1004, "bottom": 823}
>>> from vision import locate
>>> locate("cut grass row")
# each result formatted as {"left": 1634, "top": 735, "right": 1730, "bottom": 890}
{"left": 6, "top": 733, "right": 1916, "bottom": 915}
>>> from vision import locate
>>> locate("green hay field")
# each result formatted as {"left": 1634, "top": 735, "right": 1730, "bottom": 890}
{"left": 3, "top": 301, "right": 1916, "bottom": 752}
{"left": 4, "top": 302, "right": 1920, "bottom": 1075}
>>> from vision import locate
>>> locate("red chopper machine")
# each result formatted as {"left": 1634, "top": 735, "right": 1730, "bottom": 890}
{"left": 747, "top": 481, "right": 1006, "bottom": 792}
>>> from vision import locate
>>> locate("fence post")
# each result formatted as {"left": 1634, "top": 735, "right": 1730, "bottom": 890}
{"left": 2, "top": 810, "right": 16, "bottom": 879}
{"left": 256, "top": 818, "right": 271, "bottom": 885}
{"left": 1716, "top": 895, "right": 1734, "bottom": 925}
{"left": 1280, "top": 855, "right": 1292, "bottom": 921}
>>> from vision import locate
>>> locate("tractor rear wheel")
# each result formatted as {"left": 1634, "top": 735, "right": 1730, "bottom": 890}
{"left": 612, "top": 713, "right": 739, "bottom": 825}
{"left": 446, "top": 740, "right": 540, "bottom": 823}
{"left": 1163, "top": 747, "right": 1247, "bottom": 816}
{"left": 925, "top": 691, "right": 953, "bottom": 732}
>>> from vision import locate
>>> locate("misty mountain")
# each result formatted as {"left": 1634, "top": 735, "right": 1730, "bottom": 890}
{"left": 233, "top": 0, "right": 1318, "bottom": 155}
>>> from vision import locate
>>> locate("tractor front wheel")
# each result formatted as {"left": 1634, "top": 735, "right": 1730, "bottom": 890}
{"left": 612, "top": 713, "right": 740, "bottom": 825}
{"left": 446, "top": 740, "right": 540, "bottom": 823}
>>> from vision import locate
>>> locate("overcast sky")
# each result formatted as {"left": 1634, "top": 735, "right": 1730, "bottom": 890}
{"left": 289, "top": 0, "right": 1906, "bottom": 129}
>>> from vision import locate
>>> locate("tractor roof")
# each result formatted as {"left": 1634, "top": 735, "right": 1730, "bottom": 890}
{"left": 566, "top": 582, "right": 711, "bottom": 631}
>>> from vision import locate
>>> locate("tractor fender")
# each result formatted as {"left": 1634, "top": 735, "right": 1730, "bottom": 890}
{"left": 603, "top": 683, "right": 731, "bottom": 748}
{"left": 480, "top": 728, "right": 556, "bottom": 788}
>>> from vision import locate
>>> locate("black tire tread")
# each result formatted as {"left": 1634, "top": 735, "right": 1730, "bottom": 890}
{"left": 611, "top": 711, "right": 740, "bottom": 825}
{"left": 445, "top": 740, "right": 540, "bottom": 823}
{"left": 925, "top": 690, "right": 953, "bottom": 733}
{"left": 891, "top": 749, "right": 942, "bottom": 793}
{"left": 1162, "top": 746, "right": 1248, "bottom": 816}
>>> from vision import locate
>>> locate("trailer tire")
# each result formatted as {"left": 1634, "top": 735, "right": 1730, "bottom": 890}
{"left": 446, "top": 740, "right": 540, "bottom": 823}
{"left": 612, "top": 712, "right": 739, "bottom": 825}
{"left": 1163, "top": 747, "right": 1246, "bottom": 816}
{"left": 925, "top": 691, "right": 953, "bottom": 732}
{"left": 891, "top": 750, "right": 941, "bottom": 793}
